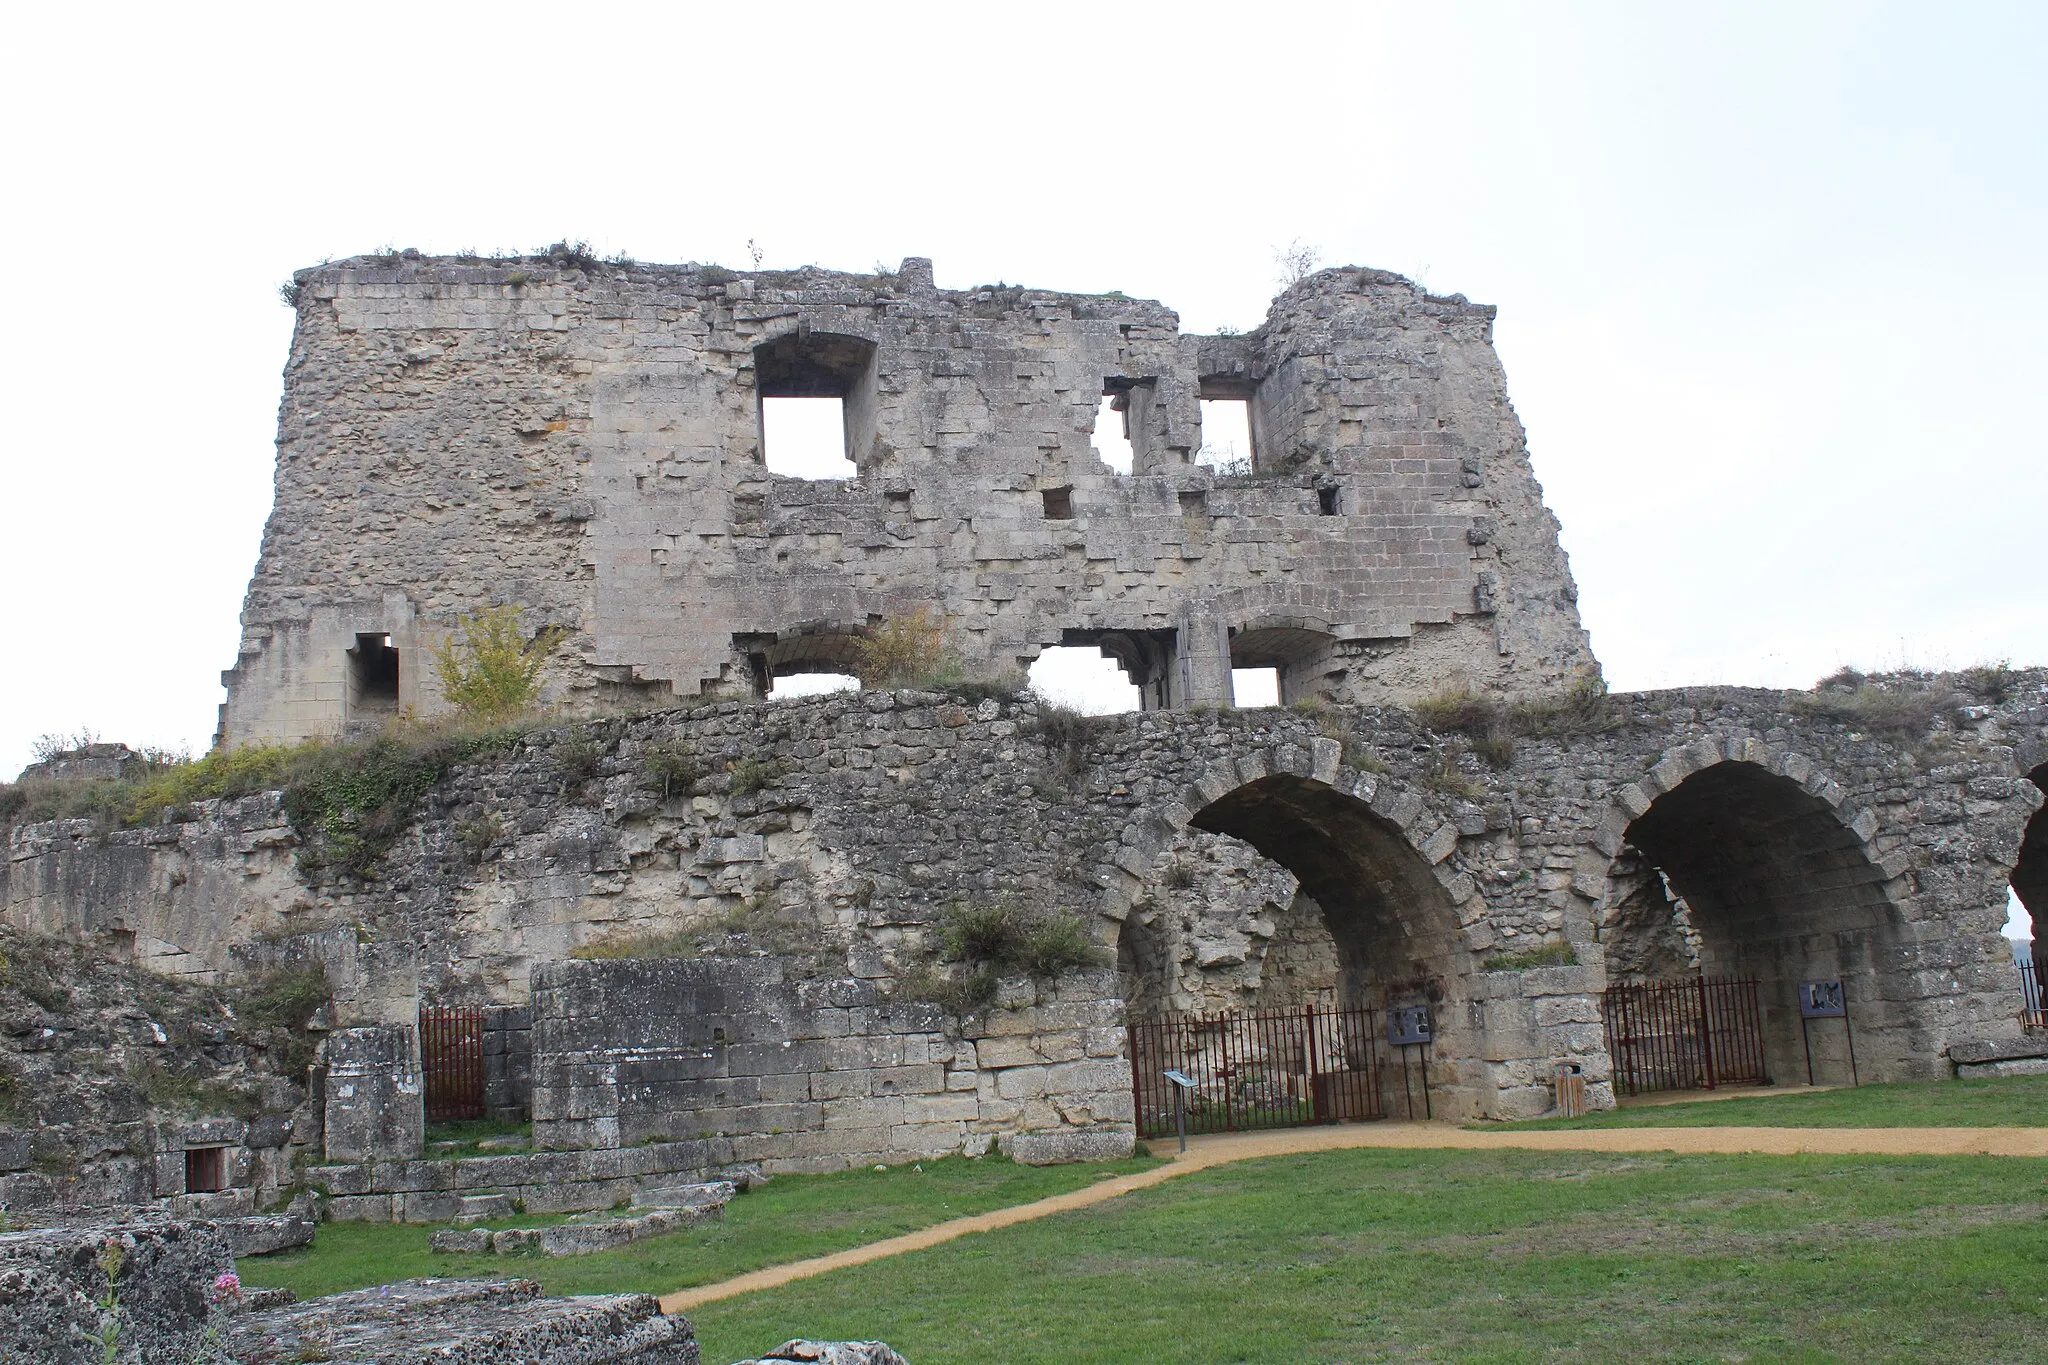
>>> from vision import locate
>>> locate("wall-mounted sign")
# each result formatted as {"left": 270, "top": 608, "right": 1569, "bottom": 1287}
{"left": 1388, "top": 1006, "right": 1433, "bottom": 1047}
{"left": 1799, "top": 980, "right": 1847, "bottom": 1019}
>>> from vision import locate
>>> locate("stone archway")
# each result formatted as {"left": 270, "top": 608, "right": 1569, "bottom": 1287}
{"left": 1593, "top": 741, "right": 1911, "bottom": 1085}
{"left": 2007, "top": 762, "right": 2048, "bottom": 936}
{"left": 1102, "top": 739, "right": 1505, "bottom": 1117}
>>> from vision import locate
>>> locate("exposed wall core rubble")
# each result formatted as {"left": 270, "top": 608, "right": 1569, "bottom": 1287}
{"left": 220, "top": 254, "right": 1594, "bottom": 745}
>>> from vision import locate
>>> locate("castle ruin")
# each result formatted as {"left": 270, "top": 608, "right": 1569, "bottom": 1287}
{"left": 0, "top": 251, "right": 2043, "bottom": 1231}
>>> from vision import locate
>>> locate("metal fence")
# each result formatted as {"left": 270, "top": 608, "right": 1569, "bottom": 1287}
{"left": 1602, "top": 976, "right": 1768, "bottom": 1096}
{"left": 419, "top": 1005, "right": 486, "bottom": 1122}
{"left": 1129, "top": 1004, "right": 1384, "bottom": 1139}
{"left": 2021, "top": 960, "right": 2048, "bottom": 1031}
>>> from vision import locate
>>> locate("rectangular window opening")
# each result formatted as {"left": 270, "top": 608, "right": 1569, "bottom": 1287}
{"left": 184, "top": 1146, "right": 227, "bottom": 1194}
{"left": 1042, "top": 486, "right": 1075, "bottom": 520}
{"left": 349, "top": 633, "right": 399, "bottom": 716}
{"left": 1318, "top": 485, "right": 1341, "bottom": 516}
{"left": 1179, "top": 490, "right": 1208, "bottom": 516}
{"left": 1197, "top": 398, "right": 1254, "bottom": 475}
{"left": 1092, "top": 393, "right": 1134, "bottom": 475}
{"left": 1231, "top": 666, "right": 1281, "bottom": 709}
{"left": 761, "top": 397, "right": 855, "bottom": 480}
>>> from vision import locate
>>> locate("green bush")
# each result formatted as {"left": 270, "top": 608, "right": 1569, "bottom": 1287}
{"left": 429, "top": 605, "right": 563, "bottom": 722}
{"left": 728, "top": 758, "right": 785, "bottom": 796}
{"left": 640, "top": 741, "right": 702, "bottom": 799}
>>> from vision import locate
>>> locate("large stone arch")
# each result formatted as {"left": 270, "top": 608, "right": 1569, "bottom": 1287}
{"left": 1099, "top": 737, "right": 1510, "bottom": 1117}
{"left": 2007, "top": 760, "right": 2048, "bottom": 936}
{"left": 1587, "top": 736, "right": 1918, "bottom": 1082}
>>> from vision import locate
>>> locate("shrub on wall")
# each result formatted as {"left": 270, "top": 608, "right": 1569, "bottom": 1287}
{"left": 430, "top": 605, "right": 564, "bottom": 721}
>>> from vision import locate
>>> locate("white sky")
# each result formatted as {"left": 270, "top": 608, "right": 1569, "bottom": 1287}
{"left": 2, "top": 2, "right": 2044, "bottom": 783}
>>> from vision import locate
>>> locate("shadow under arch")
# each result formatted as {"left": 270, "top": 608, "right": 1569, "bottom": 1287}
{"left": 1177, "top": 771, "right": 1484, "bottom": 1114}
{"left": 1613, "top": 757, "right": 1907, "bottom": 1083}
{"left": 2007, "top": 762, "right": 2048, "bottom": 934}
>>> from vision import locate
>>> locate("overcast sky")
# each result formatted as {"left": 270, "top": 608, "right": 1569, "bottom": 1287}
{"left": 3, "top": 1, "right": 2043, "bottom": 781}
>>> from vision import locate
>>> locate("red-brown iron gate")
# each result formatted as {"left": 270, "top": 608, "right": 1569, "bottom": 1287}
{"left": 419, "top": 1005, "right": 485, "bottom": 1122}
{"left": 1602, "top": 976, "right": 1768, "bottom": 1096}
{"left": 1130, "top": 1004, "right": 1384, "bottom": 1139}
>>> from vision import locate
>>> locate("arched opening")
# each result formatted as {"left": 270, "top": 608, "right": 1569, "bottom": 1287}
{"left": 1029, "top": 629, "right": 1178, "bottom": 712}
{"left": 1612, "top": 760, "right": 1905, "bottom": 1085}
{"left": 1118, "top": 773, "right": 1484, "bottom": 1120}
{"left": 734, "top": 626, "right": 866, "bottom": 700}
{"left": 2005, "top": 762, "right": 2048, "bottom": 1019}
{"left": 1229, "top": 623, "right": 1342, "bottom": 708}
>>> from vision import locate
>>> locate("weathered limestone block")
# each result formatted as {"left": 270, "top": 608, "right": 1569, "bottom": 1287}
{"left": 0, "top": 1218, "right": 234, "bottom": 1365}
{"left": 322, "top": 1026, "right": 424, "bottom": 1162}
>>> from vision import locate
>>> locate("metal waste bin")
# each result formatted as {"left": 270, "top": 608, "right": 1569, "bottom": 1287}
{"left": 1553, "top": 1061, "right": 1587, "bottom": 1118}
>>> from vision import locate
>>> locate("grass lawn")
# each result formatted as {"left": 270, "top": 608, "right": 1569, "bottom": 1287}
{"left": 236, "top": 1152, "right": 1160, "bottom": 1301}
{"left": 688, "top": 1147, "right": 2048, "bottom": 1364}
{"left": 1485, "top": 1074, "right": 2048, "bottom": 1130}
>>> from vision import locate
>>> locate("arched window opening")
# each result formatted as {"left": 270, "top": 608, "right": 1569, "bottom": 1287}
{"left": 754, "top": 331, "right": 878, "bottom": 480}
{"left": 735, "top": 626, "right": 867, "bottom": 700}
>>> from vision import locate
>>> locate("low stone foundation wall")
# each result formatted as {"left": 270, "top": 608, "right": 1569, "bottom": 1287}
{"left": 532, "top": 957, "right": 1134, "bottom": 1174}
{"left": 306, "top": 1140, "right": 745, "bottom": 1222}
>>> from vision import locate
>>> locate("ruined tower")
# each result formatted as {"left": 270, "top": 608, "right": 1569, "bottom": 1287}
{"left": 220, "top": 252, "right": 1595, "bottom": 747}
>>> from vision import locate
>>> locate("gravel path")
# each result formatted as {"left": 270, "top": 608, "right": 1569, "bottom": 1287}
{"left": 658, "top": 1120, "right": 2048, "bottom": 1313}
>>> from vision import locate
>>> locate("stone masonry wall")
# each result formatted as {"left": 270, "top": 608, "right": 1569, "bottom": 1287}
{"left": 222, "top": 253, "right": 1595, "bottom": 745}
{"left": 530, "top": 957, "right": 1130, "bottom": 1172}
{"left": 7, "top": 672, "right": 2044, "bottom": 1154}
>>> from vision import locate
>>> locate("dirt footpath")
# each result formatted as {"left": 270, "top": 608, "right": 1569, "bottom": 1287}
{"left": 658, "top": 1121, "right": 2048, "bottom": 1313}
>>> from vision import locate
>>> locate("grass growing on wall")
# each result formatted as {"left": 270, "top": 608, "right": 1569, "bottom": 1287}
{"left": 238, "top": 1153, "right": 1159, "bottom": 1302}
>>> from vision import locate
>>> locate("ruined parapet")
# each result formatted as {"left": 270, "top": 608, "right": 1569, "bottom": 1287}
{"left": 221, "top": 253, "right": 1595, "bottom": 747}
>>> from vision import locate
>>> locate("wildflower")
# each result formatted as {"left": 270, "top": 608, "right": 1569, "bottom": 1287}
{"left": 209, "top": 1270, "right": 242, "bottom": 1304}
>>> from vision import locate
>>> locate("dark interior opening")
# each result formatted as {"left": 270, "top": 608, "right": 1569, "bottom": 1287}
{"left": 184, "top": 1146, "right": 226, "bottom": 1194}
{"left": 1619, "top": 760, "right": 1902, "bottom": 1081}
{"left": 2008, "top": 763, "right": 2048, "bottom": 927}
{"left": 1042, "top": 487, "right": 1075, "bottom": 520}
{"left": 1318, "top": 485, "right": 1341, "bottom": 516}
{"left": 348, "top": 633, "right": 399, "bottom": 715}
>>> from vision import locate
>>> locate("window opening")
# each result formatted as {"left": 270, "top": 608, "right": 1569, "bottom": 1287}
{"left": 761, "top": 397, "right": 855, "bottom": 480}
{"left": 348, "top": 633, "right": 399, "bottom": 716}
{"left": 1042, "top": 487, "right": 1075, "bottom": 520}
{"left": 1179, "top": 490, "right": 1208, "bottom": 515}
{"left": 1232, "top": 667, "right": 1280, "bottom": 708}
{"left": 754, "top": 330, "right": 877, "bottom": 480}
{"left": 1028, "top": 646, "right": 1141, "bottom": 714}
{"left": 1197, "top": 398, "right": 1254, "bottom": 475}
{"left": 1092, "top": 394, "right": 1134, "bottom": 475}
{"left": 769, "top": 672, "right": 861, "bottom": 700}
{"left": 1318, "top": 485, "right": 1341, "bottom": 516}
{"left": 184, "top": 1146, "right": 226, "bottom": 1194}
